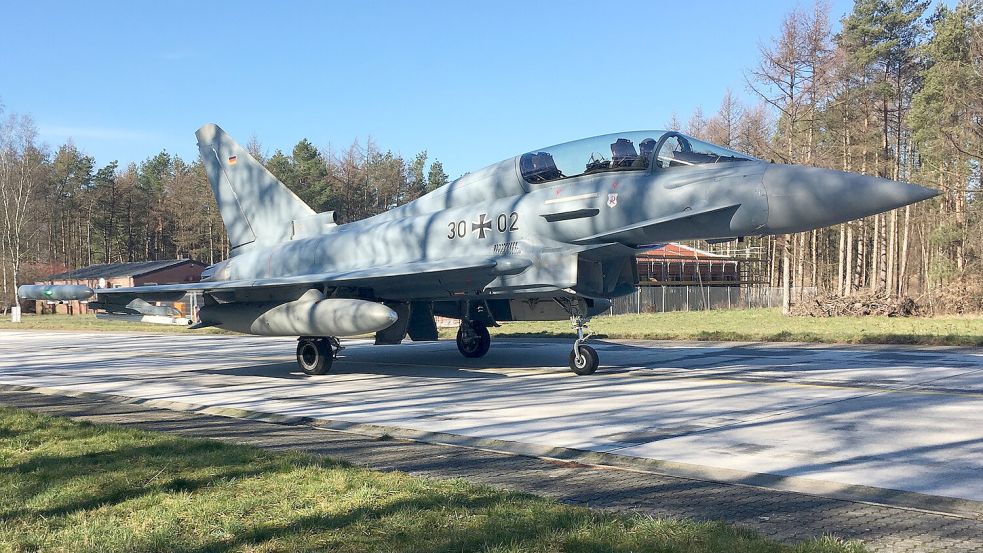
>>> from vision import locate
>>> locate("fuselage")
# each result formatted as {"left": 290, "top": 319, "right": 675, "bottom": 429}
{"left": 202, "top": 130, "right": 937, "bottom": 302}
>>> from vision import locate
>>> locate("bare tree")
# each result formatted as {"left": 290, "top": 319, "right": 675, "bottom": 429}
{"left": 665, "top": 112, "right": 684, "bottom": 131}
{"left": 245, "top": 135, "right": 267, "bottom": 163}
{"left": 685, "top": 107, "right": 708, "bottom": 139}
{"left": 0, "top": 112, "right": 46, "bottom": 308}
{"left": 705, "top": 89, "right": 742, "bottom": 148}
{"left": 747, "top": 7, "right": 810, "bottom": 163}
{"left": 801, "top": 0, "right": 835, "bottom": 166}
{"left": 735, "top": 102, "right": 774, "bottom": 159}
{"left": 747, "top": 7, "right": 811, "bottom": 314}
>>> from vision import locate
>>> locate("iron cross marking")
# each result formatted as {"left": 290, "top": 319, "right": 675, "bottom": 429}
{"left": 472, "top": 213, "right": 492, "bottom": 239}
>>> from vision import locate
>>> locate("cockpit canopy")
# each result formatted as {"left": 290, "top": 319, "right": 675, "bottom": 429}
{"left": 519, "top": 131, "right": 757, "bottom": 185}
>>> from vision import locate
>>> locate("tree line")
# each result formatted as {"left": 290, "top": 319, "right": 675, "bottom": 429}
{"left": 0, "top": 116, "right": 449, "bottom": 308}
{"left": 3, "top": 0, "right": 983, "bottom": 311}
{"left": 677, "top": 0, "right": 982, "bottom": 310}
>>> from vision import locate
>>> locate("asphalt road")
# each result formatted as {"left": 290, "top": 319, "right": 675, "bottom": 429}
{"left": 1, "top": 330, "right": 982, "bottom": 551}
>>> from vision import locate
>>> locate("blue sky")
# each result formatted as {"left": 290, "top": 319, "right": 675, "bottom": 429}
{"left": 1, "top": 0, "right": 856, "bottom": 179}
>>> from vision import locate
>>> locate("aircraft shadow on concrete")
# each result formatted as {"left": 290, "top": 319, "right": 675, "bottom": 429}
{"left": 187, "top": 338, "right": 975, "bottom": 381}
{"left": 192, "top": 362, "right": 308, "bottom": 380}
{"left": 185, "top": 340, "right": 757, "bottom": 380}
{"left": 193, "top": 353, "right": 516, "bottom": 380}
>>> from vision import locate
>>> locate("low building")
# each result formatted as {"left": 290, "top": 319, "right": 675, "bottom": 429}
{"left": 603, "top": 243, "right": 770, "bottom": 314}
{"left": 636, "top": 243, "right": 740, "bottom": 286}
{"left": 36, "top": 259, "right": 207, "bottom": 315}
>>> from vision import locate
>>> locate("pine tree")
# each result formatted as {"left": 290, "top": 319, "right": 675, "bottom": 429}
{"left": 91, "top": 161, "right": 119, "bottom": 263}
{"left": 426, "top": 160, "right": 448, "bottom": 192}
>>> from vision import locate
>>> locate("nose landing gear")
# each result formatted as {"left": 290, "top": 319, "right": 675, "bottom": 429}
{"left": 568, "top": 314, "right": 598, "bottom": 375}
{"left": 554, "top": 298, "right": 600, "bottom": 375}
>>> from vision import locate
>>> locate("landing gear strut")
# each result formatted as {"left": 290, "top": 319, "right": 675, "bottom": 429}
{"left": 455, "top": 300, "right": 493, "bottom": 359}
{"left": 456, "top": 321, "right": 490, "bottom": 358}
{"left": 568, "top": 316, "right": 598, "bottom": 375}
{"left": 557, "top": 299, "right": 599, "bottom": 375}
{"left": 296, "top": 336, "right": 340, "bottom": 375}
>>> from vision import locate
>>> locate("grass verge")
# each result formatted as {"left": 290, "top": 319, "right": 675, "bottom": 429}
{"left": 441, "top": 309, "right": 983, "bottom": 347}
{"left": 0, "top": 407, "right": 865, "bottom": 553}
{"left": 0, "top": 313, "right": 230, "bottom": 334}
{"left": 5, "top": 309, "right": 982, "bottom": 346}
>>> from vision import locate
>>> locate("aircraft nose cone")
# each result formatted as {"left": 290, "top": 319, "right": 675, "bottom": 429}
{"left": 762, "top": 165, "right": 938, "bottom": 234}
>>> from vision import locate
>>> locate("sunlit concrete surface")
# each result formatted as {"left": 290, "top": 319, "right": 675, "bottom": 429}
{"left": 1, "top": 330, "right": 981, "bottom": 502}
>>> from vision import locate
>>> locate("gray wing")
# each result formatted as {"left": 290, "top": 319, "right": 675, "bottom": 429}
{"left": 90, "top": 256, "right": 532, "bottom": 305}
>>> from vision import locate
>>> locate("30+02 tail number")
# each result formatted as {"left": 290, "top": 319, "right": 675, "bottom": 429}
{"left": 447, "top": 212, "right": 518, "bottom": 240}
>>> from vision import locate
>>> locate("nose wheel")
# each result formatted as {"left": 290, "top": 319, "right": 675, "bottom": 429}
{"left": 569, "top": 344, "right": 598, "bottom": 375}
{"left": 553, "top": 297, "right": 601, "bottom": 375}
{"left": 568, "top": 314, "right": 599, "bottom": 375}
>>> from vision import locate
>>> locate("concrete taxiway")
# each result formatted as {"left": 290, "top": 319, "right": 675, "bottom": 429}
{"left": 1, "top": 331, "right": 981, "bottom": 511}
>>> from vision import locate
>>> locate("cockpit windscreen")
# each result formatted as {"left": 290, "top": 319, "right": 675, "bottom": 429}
{"left": 652, "top": 132, "right": 757, "bottom": 169}
{"left": 519, "top": 131, "right": 757, "bottom": 186}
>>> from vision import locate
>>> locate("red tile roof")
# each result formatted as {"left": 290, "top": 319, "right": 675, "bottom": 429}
{"left": 637, "top": 243, "right": 728, "bottom": 260}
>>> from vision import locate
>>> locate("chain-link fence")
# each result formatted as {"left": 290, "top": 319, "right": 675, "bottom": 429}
{"left": 608, "top": 286, "right": 818, "bottom": 314}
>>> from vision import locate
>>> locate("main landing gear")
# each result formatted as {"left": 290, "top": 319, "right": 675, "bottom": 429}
{"left": 455, "top": 300, "right": 493, "bottom": 359}
{"left": 456, "top": 321, "right": 491, "bottom": 358}
{"left": 296, "top": 336, "right": 342, "bottom": 375}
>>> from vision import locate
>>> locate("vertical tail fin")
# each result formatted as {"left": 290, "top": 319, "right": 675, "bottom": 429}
{"left": 196, "top": 123, "right": 315, "bottom": 255}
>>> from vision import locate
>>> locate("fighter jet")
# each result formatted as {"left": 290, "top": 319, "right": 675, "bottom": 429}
{"left": 19, "top": 125, "right": 938, "bottom": 375}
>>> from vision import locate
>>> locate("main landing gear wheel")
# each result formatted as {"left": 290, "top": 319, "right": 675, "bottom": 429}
{"left": 569, "top": 344, "right": 599, "bottom": 375}
{"left": 297, "top": 337, "right": 334, "bottom": 375}
{"left": 456, "top": 322, "right": 491, "bottom": 358}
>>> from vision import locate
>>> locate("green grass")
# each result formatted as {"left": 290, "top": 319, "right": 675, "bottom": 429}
{"left": 446, "top": 309, "right": 983, "bottom": 347}
{"left": 5, "top": 309, "right": 983, "bottom": 346}
{"left": 0, "top": 408, "right": 866, "bottom": 553}
{"left": 0, "top": 313, "right": 230, "bottom": 334}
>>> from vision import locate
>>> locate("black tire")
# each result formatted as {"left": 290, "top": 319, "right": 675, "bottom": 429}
{"left": 456, "top": 322, "right": 491, "bottom": 358}
{"left": 297, "top": 338, "right": 333, "bottom": 375}
{"left": 568, "top": 345, "right": 599, "bottom": 375}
